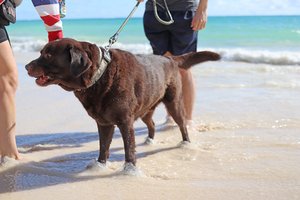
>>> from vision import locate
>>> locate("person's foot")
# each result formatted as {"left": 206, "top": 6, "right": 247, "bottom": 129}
{"left": 0, "top": 156, "right": 19, "bottom": 168}
{"left": 0, "top": 154, "right": 31, "bottom": 168}
{"left": 163, "top": 116, "right": 177, "bottom": 126}
{"left": 159, "top": 117, "right": 197, "bottom": 131}
{"left": 186, "top": 119, "right": 197, "bottom": 131}
{"left": 158, "top": 116, "right": 177, "bottom": 131}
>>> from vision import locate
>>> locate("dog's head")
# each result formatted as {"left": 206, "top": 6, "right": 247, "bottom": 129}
{"left": 25, "top": 38, "right": 100, "bottom": 91}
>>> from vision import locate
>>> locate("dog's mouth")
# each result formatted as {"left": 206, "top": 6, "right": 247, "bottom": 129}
{"left": 35, "top": 75, "right": 76, "bottom": 91}
{"left": 35, "top": 75, "right": 54, "bottom": 86}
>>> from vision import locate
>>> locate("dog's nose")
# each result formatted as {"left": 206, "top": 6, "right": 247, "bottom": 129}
{"left": 25, "top": 64, "right": 33, "bottom": 75}
{"left": 25, "top": 64, "right": 30, "bottom": 71}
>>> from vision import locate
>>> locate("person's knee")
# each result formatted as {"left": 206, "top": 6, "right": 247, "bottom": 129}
{"left": 0, "top": 73, "right": 18, "bottom": 95}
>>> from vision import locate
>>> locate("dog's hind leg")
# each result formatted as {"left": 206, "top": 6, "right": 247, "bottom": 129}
{"left": 97, "top": 124, "right": 115, "bottom": 164}
{"left": 141, "top": 109, "right": 155, "bottom": 139}
{"left": 163, "top": 99, "right": 190, "bottom": 142}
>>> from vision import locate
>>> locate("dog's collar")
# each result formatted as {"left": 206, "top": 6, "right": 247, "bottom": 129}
{"left": 74, "top": 47, "right": 111, "bottom": 92}
{"left": 89, "top": 47, "right": 111, "bottom": 87}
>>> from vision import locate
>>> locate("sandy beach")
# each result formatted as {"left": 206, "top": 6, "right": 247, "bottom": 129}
{"left": 0, "top": 51, "right": 299, "bottom": 200}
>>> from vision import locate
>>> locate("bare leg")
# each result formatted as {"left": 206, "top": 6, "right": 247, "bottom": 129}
{"left": 179, "top": 69, "right": 195, "bottom": 121}
{"left": 0, "top": 41, "right": 19, "bottom": 160}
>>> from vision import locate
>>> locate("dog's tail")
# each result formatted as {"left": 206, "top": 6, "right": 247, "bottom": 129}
{"left": 173, "top": 51, "right": 221, "bottom": 69}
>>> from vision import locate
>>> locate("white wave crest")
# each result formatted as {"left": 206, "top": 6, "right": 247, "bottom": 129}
{"left": 109, "top": 43, "right": 153, "bottom": 54}
{"left": 107, "top": 44, "right": 300, "bottom": 66}
{"left": 11, "top": 37, "right": 47, "bottom": 52}
{"left": 212, "top": 48, "right": 300, "bottom": 66}
{"left": 292, "top": 30, "right": 300, "bottom": 34}
{"left": 11, "top": 37, "right": 300, "bottom": 66}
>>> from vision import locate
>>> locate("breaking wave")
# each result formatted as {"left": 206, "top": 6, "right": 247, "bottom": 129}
{"left": 11, "top": 37, "right": 300, "bottom": 66}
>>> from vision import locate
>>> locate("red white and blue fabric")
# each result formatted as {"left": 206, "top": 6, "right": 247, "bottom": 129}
{"left": 32, "top": 0, "right": 63, "bottom": 41}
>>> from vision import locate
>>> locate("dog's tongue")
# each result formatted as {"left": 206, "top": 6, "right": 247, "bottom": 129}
{"left": 36, "top": 75, "right": 48, "bottom": 86}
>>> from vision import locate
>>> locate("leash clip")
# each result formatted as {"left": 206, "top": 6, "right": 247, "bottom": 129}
{"left": 102, "top": 2, "right": 140, "bottom": 63}
{"left": 103, "top": 49, "right": 111, "bottom": 63}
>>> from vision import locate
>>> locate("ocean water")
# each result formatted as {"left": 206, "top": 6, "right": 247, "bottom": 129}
{"left": 7, "top": 15, "right": 300, "bottom": 65}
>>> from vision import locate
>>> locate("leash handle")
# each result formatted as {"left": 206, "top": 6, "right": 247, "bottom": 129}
{"left": 153, "top": 0, "right": 174, "bottom": 25}
{"left": 105, "top": 2, "right": 140, "bottom": 51}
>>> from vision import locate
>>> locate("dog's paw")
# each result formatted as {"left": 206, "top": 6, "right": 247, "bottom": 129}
{"left": 120, "top": 162, "right": 144, "bottom": 177}
{"left": 177, "top": 141, "right": 191, "bottom": 148}
{"left": 85, "top": 159, "right": 108, "bottom": 171}
{"left": 144, "top": 137, "right": 155, "bottom": 145}
{"left": 77, "top": 159, "right": 112, "bottom": 176}
{"left": 176, "top": 141, "right": 199, "bottom": 161}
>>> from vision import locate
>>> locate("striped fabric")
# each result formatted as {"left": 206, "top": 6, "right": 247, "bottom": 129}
{"left": 32, "top": 0, "right": 58, "bottom": 6}
{"left": 32, "top": 0, "right": 63, "bottom": 41}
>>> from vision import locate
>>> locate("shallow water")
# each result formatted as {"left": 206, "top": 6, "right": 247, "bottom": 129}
{"left": 1, "top": 125, "right": 299, "bottom": 199}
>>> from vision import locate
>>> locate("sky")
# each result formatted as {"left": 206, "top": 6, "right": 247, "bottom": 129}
{"left": 18, "top": 0, "right": 300, "bottom": 20}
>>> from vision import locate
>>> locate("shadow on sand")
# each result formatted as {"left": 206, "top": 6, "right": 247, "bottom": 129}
{"left": 0, "top": 125, "right": 179, "bottom": 194}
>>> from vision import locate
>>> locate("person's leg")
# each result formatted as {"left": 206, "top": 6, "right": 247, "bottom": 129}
{"left": 31, "top": 0, "right": 63, "bottom": 41}
{"left": 169, "top": 11, "right": 198, "bottom": 125}
{"left": 161, "top": 51, "right": 177, "bottom": 126}
{"left": 179, "top": 69, "right": 195, "bottom": 121}
{"left": 144, "top": 11, "right": 194, "bottom": 126}
{"left": 143, "top": 11, "right": 170, "bottom": 55}
{"left": 143, "top": 11, "right": 175, "bottom": 126}
{"left": 0, "top": 40, "right": 19, "bottom": 160}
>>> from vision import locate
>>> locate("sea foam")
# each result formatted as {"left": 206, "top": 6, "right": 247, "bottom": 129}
{"left": 11, "top": 37, "right": 300, "bottom": 66}
{"left": 216, "top": 48, "right": 300, "bottom": 66}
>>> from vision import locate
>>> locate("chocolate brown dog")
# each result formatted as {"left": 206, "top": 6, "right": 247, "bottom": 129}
{"left": 25, "top": 38, "right": 220, "bottom": 166}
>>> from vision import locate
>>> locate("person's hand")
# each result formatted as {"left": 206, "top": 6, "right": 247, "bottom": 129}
{"left": 191, "top": 8, "right": 207, "bottom": 31}
{"left": 137, "top": 0, "right": 144, "bottom": 2}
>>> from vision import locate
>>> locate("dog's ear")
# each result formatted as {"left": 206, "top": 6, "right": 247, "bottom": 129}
{"left": 69, "top": 46, "right": 92, "bottom": 77}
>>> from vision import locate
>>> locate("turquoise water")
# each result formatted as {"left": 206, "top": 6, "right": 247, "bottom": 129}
{"left": 7, "top": 15, "right": 300, "bottom": 65}
{"left": 7, "top": 15, "right": 300, "bottom": 50}
{"left": 200, "top": 15, "right": 300, "bottom": 50}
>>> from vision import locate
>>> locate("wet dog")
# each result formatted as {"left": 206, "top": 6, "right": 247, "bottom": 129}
{"left": 25, "top": 38, "right": 220, "bottom": 166}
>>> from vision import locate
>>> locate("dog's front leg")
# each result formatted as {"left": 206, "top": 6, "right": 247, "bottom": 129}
{"left": 97, "top": 124, "right": 115, "bottom": 164}
{"left": 117, "top": 120, "right": 136, "bottom": 166}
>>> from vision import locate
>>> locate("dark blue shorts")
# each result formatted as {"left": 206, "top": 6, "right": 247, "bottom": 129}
{"left": 143, "top": 10, "right": 198, "bottom": 56}
{"left": 0, "top": 25, "right": 9, "bottom": 43}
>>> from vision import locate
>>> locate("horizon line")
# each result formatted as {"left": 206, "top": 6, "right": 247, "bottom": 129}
{"left": 17, "top": 14, "right": 300, "bottom": 21}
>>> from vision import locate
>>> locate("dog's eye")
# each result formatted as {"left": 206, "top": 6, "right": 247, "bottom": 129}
{"left": 44, "top": 53, "right": 52, "bottom": 60}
